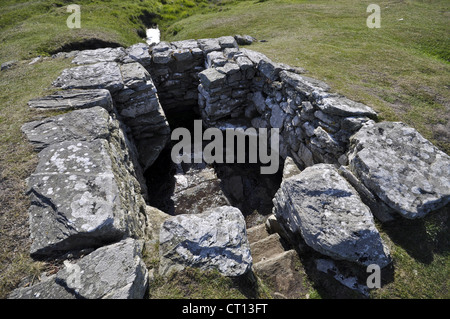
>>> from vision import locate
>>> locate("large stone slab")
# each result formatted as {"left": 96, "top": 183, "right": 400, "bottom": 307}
{"left": 9, "top": 239, "right": 148, "bottom": 299}
{"left": 273, "top": 163, "right": 391, "bottom": 268}
{"left": 24, "top": 108, "right": 148, "bottom": 257}
{"left": 27, "top": 89, "right": 113, "bottom": 111}
{"left": 52, "top": 62, "right": 124, "bottom": 93}
{"left": 27, "top": 139, "right": 143, "bottom": 256}
{"left": 159, "top": 206, "right": 252, "bottom": 277}
{"left": 21, "top": 106, "right": 112, "bottom": 152}
{"left": 348, "top": 121, "right": 450, "bottom": 219}
{"left": 317, "top": 95, "right": 377, "bottom": 118}
{"left": 71, "top": 47, "right": 127, "bottom": 65}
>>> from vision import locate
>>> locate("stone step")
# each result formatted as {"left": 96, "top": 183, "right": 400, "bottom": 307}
{"left": 253, "top": 249, "right": 309, "bottom": 299}
{"left": 250, "top": 233, "right": 285, "bottom": 264}
{"left": 246, "top": 223, "right": 269, "bottom": 244}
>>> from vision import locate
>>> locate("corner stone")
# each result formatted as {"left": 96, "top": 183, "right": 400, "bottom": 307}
{"left": 273, "top": 163, "right": 391, "bottom": 268}
{"left": 159, "top": 206, "right": 252, "bottom": 277}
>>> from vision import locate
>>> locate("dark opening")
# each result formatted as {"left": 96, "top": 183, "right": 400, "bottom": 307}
{"left": 50, "top": 39, "right": 123, "bottom": 54}
{"left": 144, "top": 107, "right": 283, "bottom": 228}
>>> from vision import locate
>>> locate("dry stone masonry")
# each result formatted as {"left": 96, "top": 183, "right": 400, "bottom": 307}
{"left": 10, "top": 35, "right": 450, "bottom": 299}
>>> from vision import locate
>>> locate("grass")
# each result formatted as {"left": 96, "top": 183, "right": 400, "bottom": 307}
{"left": 0, "top": 0, "right": 449, "bottom": 299}
{"left": 164, "top": 0, "right": 450, "bottom": 154}
{"left": 0, "top": 57, "right": 73, "bottom": 298}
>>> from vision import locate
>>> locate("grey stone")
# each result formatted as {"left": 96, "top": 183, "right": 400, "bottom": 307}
{"left": 282, "top": 156, "right": 302, "bottom": 180}
{"left": 9, "top": 239, "right": 148, "bottom": 299}
{"left": 198, "top": 68, "right": 227, "bottom": 89}
{"left": 348, "top": 121, "right": 450, "bottom": 219}
{"left": 270, "top": 103, "right": 286, "bottom": 129}
{"left": 1, "top": 60, "right": 17, "bottom": 71}
{"left": 280, "top": 71, "right": 330, "bottom": 97}
{"left": 120, "top": 62, "right": 151, "bottom": 90}
{"left": 27, "top": 136, "right": 147, "bottom": 256}
{"left": 172, "top": 39, "right": 199, "bottom": 50}
{"left": 197, "top": 38, "right": 221, "bottom": 53}
{"left": 21, "top": 106, "right": 111, "bottom": 152}
{"left": 27, "top": 89, "right": 113, "bottom": 111}
{"left": 234, "top": 35, "right": 256, "bottom": 45}
{"left": 52, "top": 62, "right": 124, "bottom": 93}
{"left": 273, "top": 163, "right": 391, "bottom": 268}
{"left": 71, "top": 47, "right": 127, "bottom": 65}
{"left": 297, "top": 143, "right": 314, "bottom": 167}
{"left": 159, "top": 206, "right": 252, "bottom": 277}
{"left": 338, "top": 166, "right": 397, "bottom": 222}
{"left": 258, "top": 59, "right": 283, "bottom": 81}
{"left": 240, "top": 48, "right": 270, "bottom": 65}
{"left": 123, "top": 43, "right": 151, "bottom": 66}
{"left": 218, "top": 36, "right": 238, "bottom": 49}
{"left": 318, "top": 96, "right": 377, "bottom": 118}
{"left": 152, "top": 50, "right": 173, "bottom": 64}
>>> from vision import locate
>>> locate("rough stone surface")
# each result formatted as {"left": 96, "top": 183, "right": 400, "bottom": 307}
{"left": 159, "top": 206, "right": 252, "bottom": 277}
{"left": 27, "top": 89, "right": 113, "bottom": 111}
{"left": 273, "top": 163, "right": 391, "bottom": 268}
{"left": 348, "top": 121, "right": 450, "bottom": 219}
{"left": 71, "top": 47, "right": 127, "bottom": 65}
{"left": 52, "top": 62, "right": 124, "bottom": 93}
{"left": 24, "top": 107, "right": 147, "bottom": 257}
{"left": 21, "top": 106, "right": 112, "bottom": 152}
{"left": 123, "top": 43, "right": 151, "bottom": 66}
{"left": 170, "top": 161, "right": 230, "bottom": 215}
{"left": 9, "top": 239, "right": 148, "bottom": 299}
{"left": 318, "top": 95, "right": 377, "bottom": 118}
{"left": 115, "top": 62, "right": 170, "bottom": 171}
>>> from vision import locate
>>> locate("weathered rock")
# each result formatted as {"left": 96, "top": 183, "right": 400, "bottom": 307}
{"left": 159, "top": 206, "right": 252, "bottom": 277}
{"left": 9, "top": 239, "right": 148, "bottom": 299}
{"left": 71, "top": 47, "right": 127, "bottom": 65}
{"left": 197, "top": 38, "right": 221, "bottom": 53}
{"left": 52, "top": 62, "right": 124, "bottom": 93}
{"left": 170, "top": 161, "right": 230, "bottom": 215}
{"left": 198, "top": 68, "right": 227, "bottom": 89}
{"left": 123, "top": 43, "right": 151, "bottom": 66}
{"left": 24, "top": 106, "right": 148, "bottom": 256}
{"left": 115, "top": 62, "right": 170, "bottom": 171}
{"left": 282, "top": 156, "right": 302, "bottom": 180}
{"left": 1, "top": 60, "right": 17, "bottom": 71}
{"left": 27, "top": 139, "right": 144, "bottom": 256}
{"left": 21, "top": 106, "right": 112, "bottom": 151}
{"left": 348, "top": 121, "right": 450, "bottom": 219}
{"left": 317, "top": 95, "right": 377, "bottom": 118}
{"left": 27, "top": 89, "right": 113, "bottom": 111}
{"left": 273, "top": 163, "right": 391, "bottom": 268}
{"left": 234, "top": 35, "right": 256, "bottom": 45}
{"left": 280, "top": 71, "right": 330, "bottom": 97}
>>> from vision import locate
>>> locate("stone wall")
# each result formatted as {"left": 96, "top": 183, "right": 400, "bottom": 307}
{"left": 11, "top": 36, "right": 450, "bottom": 299}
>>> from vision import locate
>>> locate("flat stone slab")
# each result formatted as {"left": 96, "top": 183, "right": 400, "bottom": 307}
{"left": 317, "top": 95, "right": 377, "bottom": 118}
{"left": 52, "top": 62, "right": 124, "bottom": 93}
{"left": 159, "top": 206, "right": 252, "bottom": 277}
{"left": 348, "top": 121, "right": 450, "bottom": 219}
{"left": 9, "top": 238, "right": 148, "bottom": 299}
{"left": 28, "top": 140, "right": 123, "bottom": 256}
{"left": 71, "top": 47, "right": 127, "bottom": 65}
{"left": 22, "top": 106, "right": 112, "bottom": 152}
{"left": 273, "top": 163, "right": 391, "bottom": 268}
{"left": 27, "top": 89, "right": 113, "bottom": 111}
